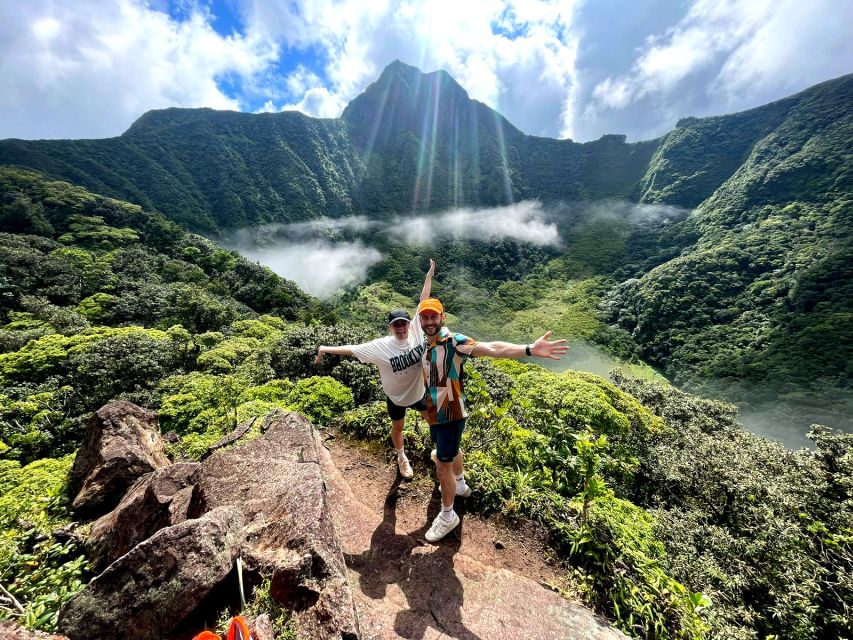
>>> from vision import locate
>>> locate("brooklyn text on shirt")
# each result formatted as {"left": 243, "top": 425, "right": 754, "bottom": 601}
{"left": 390, "top": 344, "right": 425, "bottom": 374}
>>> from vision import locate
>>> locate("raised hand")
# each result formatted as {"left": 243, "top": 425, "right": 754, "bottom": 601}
{"left": 427, "top": 258, "right": 435, "bottom": 276}
{"left": 313, "top": 350, "right": 324, "bottom": 365}
{"left": 531, "top": 331, "right": 569, "bottom": 360}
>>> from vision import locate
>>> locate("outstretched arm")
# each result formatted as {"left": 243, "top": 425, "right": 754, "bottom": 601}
{"left": 313, "top": 345, "right": 355, "bottom": 365}
{"left": 469, "top": 331, "right": 568, "bottom": 361}
{"left": 419, "top": 258, "right": 436, "bottom": 302}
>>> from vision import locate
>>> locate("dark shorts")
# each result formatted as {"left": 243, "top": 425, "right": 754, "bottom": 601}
{"left": 429, "top": 419, "right": 466, "bottom": 462}
{"left": 386, "top": 395, "right": 428, "bottom": 421}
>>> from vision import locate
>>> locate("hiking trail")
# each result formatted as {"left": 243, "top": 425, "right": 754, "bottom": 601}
{"left": 321, "top": 432, "right": 627, "bottom": 640}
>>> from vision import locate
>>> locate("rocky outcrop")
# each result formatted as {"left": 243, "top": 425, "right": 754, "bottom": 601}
{"left": 189, "top": 410, "right": 360, "bottom": 640}
{"left": 320, "top": 436, "right": 629, "bottom": 640}
{"left": 0, "top": 620, "right": 69, "bottom": 639}
{"left": 70, "top": 401, "right": 170, "bottom": 518}
{"left": 66, "top": 406, "right": 359, "bottom": 640}
{"left": 60, "top": 506, "right": 244, "bottom": 640}
{"left": 86, "top": 461, "right": 201, "bottom": 571}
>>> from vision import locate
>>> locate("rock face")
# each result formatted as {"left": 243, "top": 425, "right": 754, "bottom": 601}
{"left": 189, "top": 410, "right": 360, "bottom": 640}
{"left": 86, "top": 461, "right": 201, "bottom": 571}
{"left": 66, "top": 406, "right": 359, "bottom": 640}
{"left": 70, "top": 401, "right": 170, "bottom": 518}
{"left": 60, "top": 506, "right": 244, "bottom": 640}
{"left": 0, "top": 620, "right": 69, "bottom": 639}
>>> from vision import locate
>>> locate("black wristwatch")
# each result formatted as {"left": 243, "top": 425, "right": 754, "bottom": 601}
{"left": 525, "top": 344, "right": 532, "bottom": 356}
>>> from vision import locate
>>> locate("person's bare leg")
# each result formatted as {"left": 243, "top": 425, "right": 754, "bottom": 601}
{"left": 435, "top": 459, "right": 457, "bottom": 508}
{"left": 452, "top": 450, "right": 464, "bottom": 476}
{"left": 392, "top": 417, "right": 413, "bottom": 479}
{"left": 391, "top": 417, "right": 405, "bottom": 451}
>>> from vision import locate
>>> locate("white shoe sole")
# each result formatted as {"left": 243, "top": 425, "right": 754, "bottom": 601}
{"left": 425, "top": 512, "right": 460, "bottom": 542}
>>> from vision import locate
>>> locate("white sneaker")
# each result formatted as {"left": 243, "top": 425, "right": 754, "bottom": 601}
{"left": 455, "top": 483, "right": 472, "bottom": 498}
{"left": 425, "top": 511, "right": 460, "bottom": 543}
{"left": 430, "top": 448, "right": 438, "bottom": 463}
{"left": 397, "top": 455, "right": 413, "bottom": 480}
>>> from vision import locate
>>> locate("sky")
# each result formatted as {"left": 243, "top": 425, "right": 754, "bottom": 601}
{"left": 1, "top": 0, "right": 851, "bottom": 142}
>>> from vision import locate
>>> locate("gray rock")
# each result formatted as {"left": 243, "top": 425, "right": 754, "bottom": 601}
{"left": 190, "top": 410, "right": 360, "bottom": 640}
{"left": 0, "top": 620, "right": 69, "bottom": 639}
{"left": 70, "top": 401, "right": 170, "bottom": 518}
{"left": 86, "top": 462, "right": 201, "bottom": 571}
{"left": 59, "top": 506, "right": 244, "bottom": 640}
{"left": 249, "top": 614, "right": 275, "bottom": 640}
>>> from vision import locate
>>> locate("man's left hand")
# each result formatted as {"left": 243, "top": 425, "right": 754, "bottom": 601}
{"left": 531, "top": 331, "right": 569, "bottom": 360}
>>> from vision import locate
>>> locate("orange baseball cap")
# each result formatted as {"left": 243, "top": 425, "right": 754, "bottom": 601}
{"left": 419, "top": 298, "right": 444, "bottom": 315}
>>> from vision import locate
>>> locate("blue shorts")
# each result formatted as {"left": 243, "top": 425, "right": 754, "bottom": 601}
{"left": 429, "top": 419, "right": 465, "bottom": 462}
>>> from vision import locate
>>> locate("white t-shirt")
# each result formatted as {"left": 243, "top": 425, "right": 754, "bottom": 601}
{"left": 350, "top": 316, "right": 426, "bottom": 406}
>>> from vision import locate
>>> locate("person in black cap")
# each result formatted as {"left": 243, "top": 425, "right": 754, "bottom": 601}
{"left": 314, "top": 259, "right": 436, "bottom": 479}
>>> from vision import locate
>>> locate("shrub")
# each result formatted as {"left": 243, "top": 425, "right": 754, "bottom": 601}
{"left": 270, "top": 324, "right": 381, "bottom": 404}
{"left": 0, "top": 456, "right": 88, "bottom": 632}
{"left": 286, "top": 376, "right": 354, "bottom": 426}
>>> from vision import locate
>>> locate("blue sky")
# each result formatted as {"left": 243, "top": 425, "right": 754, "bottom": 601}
{"left": 1, "top": 0, "right": 851, "bottom": 142}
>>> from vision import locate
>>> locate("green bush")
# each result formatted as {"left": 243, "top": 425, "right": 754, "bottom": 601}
{"left": 613, "top": 372, "right": 853, "bottom": 640}
{"left": 335, "top": 401, "right": 431, "bottom": 455}
{"left": 0, "top": 456, "right": 88, "bottom": 632}
{"left": 270, "top": 324, "right": 382, "bottom": 404}
{"left": 563, "top": 494, "right": 708, "bottom": 640}
{"left": 286, "top": 376, "right": 354, "bottom": 426}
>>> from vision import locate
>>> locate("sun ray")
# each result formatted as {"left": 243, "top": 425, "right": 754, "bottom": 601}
{"left": 492, "top": 109, "right": 514, "bottom": 204}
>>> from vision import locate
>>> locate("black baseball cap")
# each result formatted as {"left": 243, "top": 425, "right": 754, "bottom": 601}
{"left": 387, "top": 309, "right": 411, "bottom": 325}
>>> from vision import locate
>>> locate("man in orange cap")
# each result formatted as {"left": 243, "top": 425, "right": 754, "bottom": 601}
{"left": 418, "top": 295, "right": 568, "bottom": 542}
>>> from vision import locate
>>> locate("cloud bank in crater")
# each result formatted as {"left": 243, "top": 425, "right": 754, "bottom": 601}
{"left": 220, "top": 201, "right": 562, "bottom": 297}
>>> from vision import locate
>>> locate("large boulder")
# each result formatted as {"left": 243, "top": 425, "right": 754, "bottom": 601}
{"left": 189, "top": 410, "right": 360, "bottom": 640}
{"left": 70, "top": 401, "right": 170, "bottom": 518}
{"left": 59, "top": 506, "right": 244, "bottom": 640}
{"left": 86, "top": 462, "right": 201, "bottom": 571}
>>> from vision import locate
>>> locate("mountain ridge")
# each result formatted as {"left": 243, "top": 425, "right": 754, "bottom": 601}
{"left": 0, "top": 61, "right": 689, "bottom": 231}
{"left": 2, "top": 65, "right": 845, "bottom": 234}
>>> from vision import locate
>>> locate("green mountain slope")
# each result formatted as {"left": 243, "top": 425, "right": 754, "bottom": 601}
{"left": 0, "top": 61, "right": 658, "bottom": 232}
{"left": 4, "top": 167, "right": 851, "bottom": 640}
{"left": 608, "top": 74, "right": 853, "bottom": 393}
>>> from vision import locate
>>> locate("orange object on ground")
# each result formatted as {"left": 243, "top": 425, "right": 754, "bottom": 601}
{"left": 227, "top": 615, "right": 251, "bottom": 640}
{"left": 192, "top": 632, "right": 220, "bottom": 640}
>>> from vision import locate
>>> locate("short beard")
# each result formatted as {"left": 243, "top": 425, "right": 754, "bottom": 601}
{"left": 423, "top": 325, "right": 439, "bottom": 336}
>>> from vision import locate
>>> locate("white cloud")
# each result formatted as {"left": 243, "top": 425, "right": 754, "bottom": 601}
{"left": 237, "top": 0, "right": 580, "bottom": 136}
{"left": 586, "top": 0, "right": 853, "bottom": 137}
{"left": 0, "top": 0, "right": 278, "bottom": 139}
{"left": 2, "top": 0, "right": 849, "bottom": 144}
{"left": 228, "top": 237, "right": 383, "bottom": 298}
{"left": 220, "top": 203, "right": 558, "bottom": 295}
{"left": 281, "top": 86, "right": 347, "bottom": 119}
{"left": 712, "top": 1, "right": 851, "bottom": 98}
{"left": 389, "top": 201, "right": 561, "bottom": 246}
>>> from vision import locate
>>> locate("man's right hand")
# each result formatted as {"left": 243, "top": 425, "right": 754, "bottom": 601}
{"left": 313, "top": 350, "right": 324, "bottom": 365}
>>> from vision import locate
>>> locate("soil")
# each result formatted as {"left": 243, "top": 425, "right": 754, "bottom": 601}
{"left": 325, "top": 431, "right": 561, "bottom": 587}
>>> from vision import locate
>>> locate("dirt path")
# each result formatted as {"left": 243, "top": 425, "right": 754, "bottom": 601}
{"left": 321, "top": 432, "right": 626, "bottom": 640}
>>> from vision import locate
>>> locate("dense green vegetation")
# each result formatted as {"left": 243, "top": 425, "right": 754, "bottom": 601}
{"left": 0, "top": 169, "right": 347, "bottom": 628}
{"left": 608, "top": 73, "right": 853, "bottom": 399}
